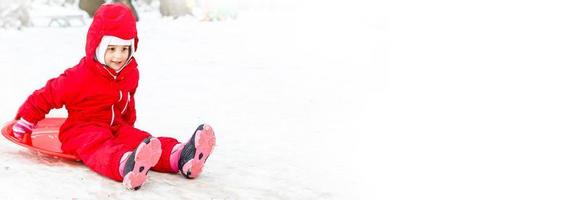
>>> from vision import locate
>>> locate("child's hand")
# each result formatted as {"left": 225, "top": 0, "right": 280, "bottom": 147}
{"left": 12, "top": 118, "right": 34, "bottom": 141}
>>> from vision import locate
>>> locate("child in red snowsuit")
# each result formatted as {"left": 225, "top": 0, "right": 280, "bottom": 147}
{"left": 10, "top": 3, "right": 216, "bottom": 190}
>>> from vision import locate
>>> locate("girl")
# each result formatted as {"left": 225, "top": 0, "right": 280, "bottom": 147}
{"left": 10, "top": 3, "right": 216, "bottom": 190}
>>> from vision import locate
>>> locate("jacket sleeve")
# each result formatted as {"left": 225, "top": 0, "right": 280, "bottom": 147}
{"left": 15, "top": 71, "right": 73, "bottom": 124}
{"left": 123, "top": 90, "right": 137, "bottom": 126}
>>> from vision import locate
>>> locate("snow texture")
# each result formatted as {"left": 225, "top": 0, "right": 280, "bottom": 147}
{"left": 0, "top": 1, "right": 384, "bottom": 199}
{"left": 3, "top": 0, "right": 579, "bottom": 199}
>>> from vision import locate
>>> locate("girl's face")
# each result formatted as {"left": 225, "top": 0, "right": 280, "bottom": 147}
{"left": 104, "top": 45, "right": 130, "bottom": 71}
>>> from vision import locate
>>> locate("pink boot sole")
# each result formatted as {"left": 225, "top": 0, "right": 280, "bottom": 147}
{"left": 122, "top": 138, "right": 162, "bottom": 190}
{"left": 182, "top": 124, "right": 216, "bottom": 179}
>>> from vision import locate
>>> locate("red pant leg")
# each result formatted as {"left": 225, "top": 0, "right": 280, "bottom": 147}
{"left": 61, "top": 124, "right": 181, "bottom": 181}
{"left": 115, "top": 125, "right": 151, "bottom": 148}
{"left": 61, "top": 125, "right": 132, "bottom": 181}
{"left": 152, "top": 137, "right": 180, "bottom": 173}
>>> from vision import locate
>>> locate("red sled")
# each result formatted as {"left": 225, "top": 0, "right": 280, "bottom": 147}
{"left": 1, "top": 118, "right": 80, "bottom": 161}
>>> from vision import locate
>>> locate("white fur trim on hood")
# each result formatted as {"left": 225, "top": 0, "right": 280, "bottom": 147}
{"left": 95, "top": 35, "right": 135, "bottom": 69}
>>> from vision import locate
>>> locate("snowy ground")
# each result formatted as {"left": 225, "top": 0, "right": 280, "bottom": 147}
{"left": 0, "top": 2, "right": 385, "bottom": 199}
{"left": 2, "top": 1, "right": 580, "bottom": 199}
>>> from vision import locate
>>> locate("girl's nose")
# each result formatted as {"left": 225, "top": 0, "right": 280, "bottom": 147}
{"left": 113, "top": 51, "right": 123, "bottom": 60}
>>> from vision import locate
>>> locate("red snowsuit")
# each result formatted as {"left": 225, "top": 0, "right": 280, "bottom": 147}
{"left": 16, "top": 4, "right": 178, "bottom": 181}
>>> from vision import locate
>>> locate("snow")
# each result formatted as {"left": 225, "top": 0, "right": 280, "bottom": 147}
{"left": 0, "top": 1, "right": 385, "bottom": 199}
{"left": 2, "top": 0, "right": 579, "bottom": 199}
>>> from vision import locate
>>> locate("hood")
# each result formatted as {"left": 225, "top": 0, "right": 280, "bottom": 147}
{"left": 85, "top": 3, "right": 139, "bottom": 62}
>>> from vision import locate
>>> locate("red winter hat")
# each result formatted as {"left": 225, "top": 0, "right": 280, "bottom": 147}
{"left": 85, "top": 3, "right": 139, "bottom": 62}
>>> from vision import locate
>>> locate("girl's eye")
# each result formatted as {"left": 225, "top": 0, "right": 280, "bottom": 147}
{"left": 123, "top": 47, "right": 129, "bottom": 51}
